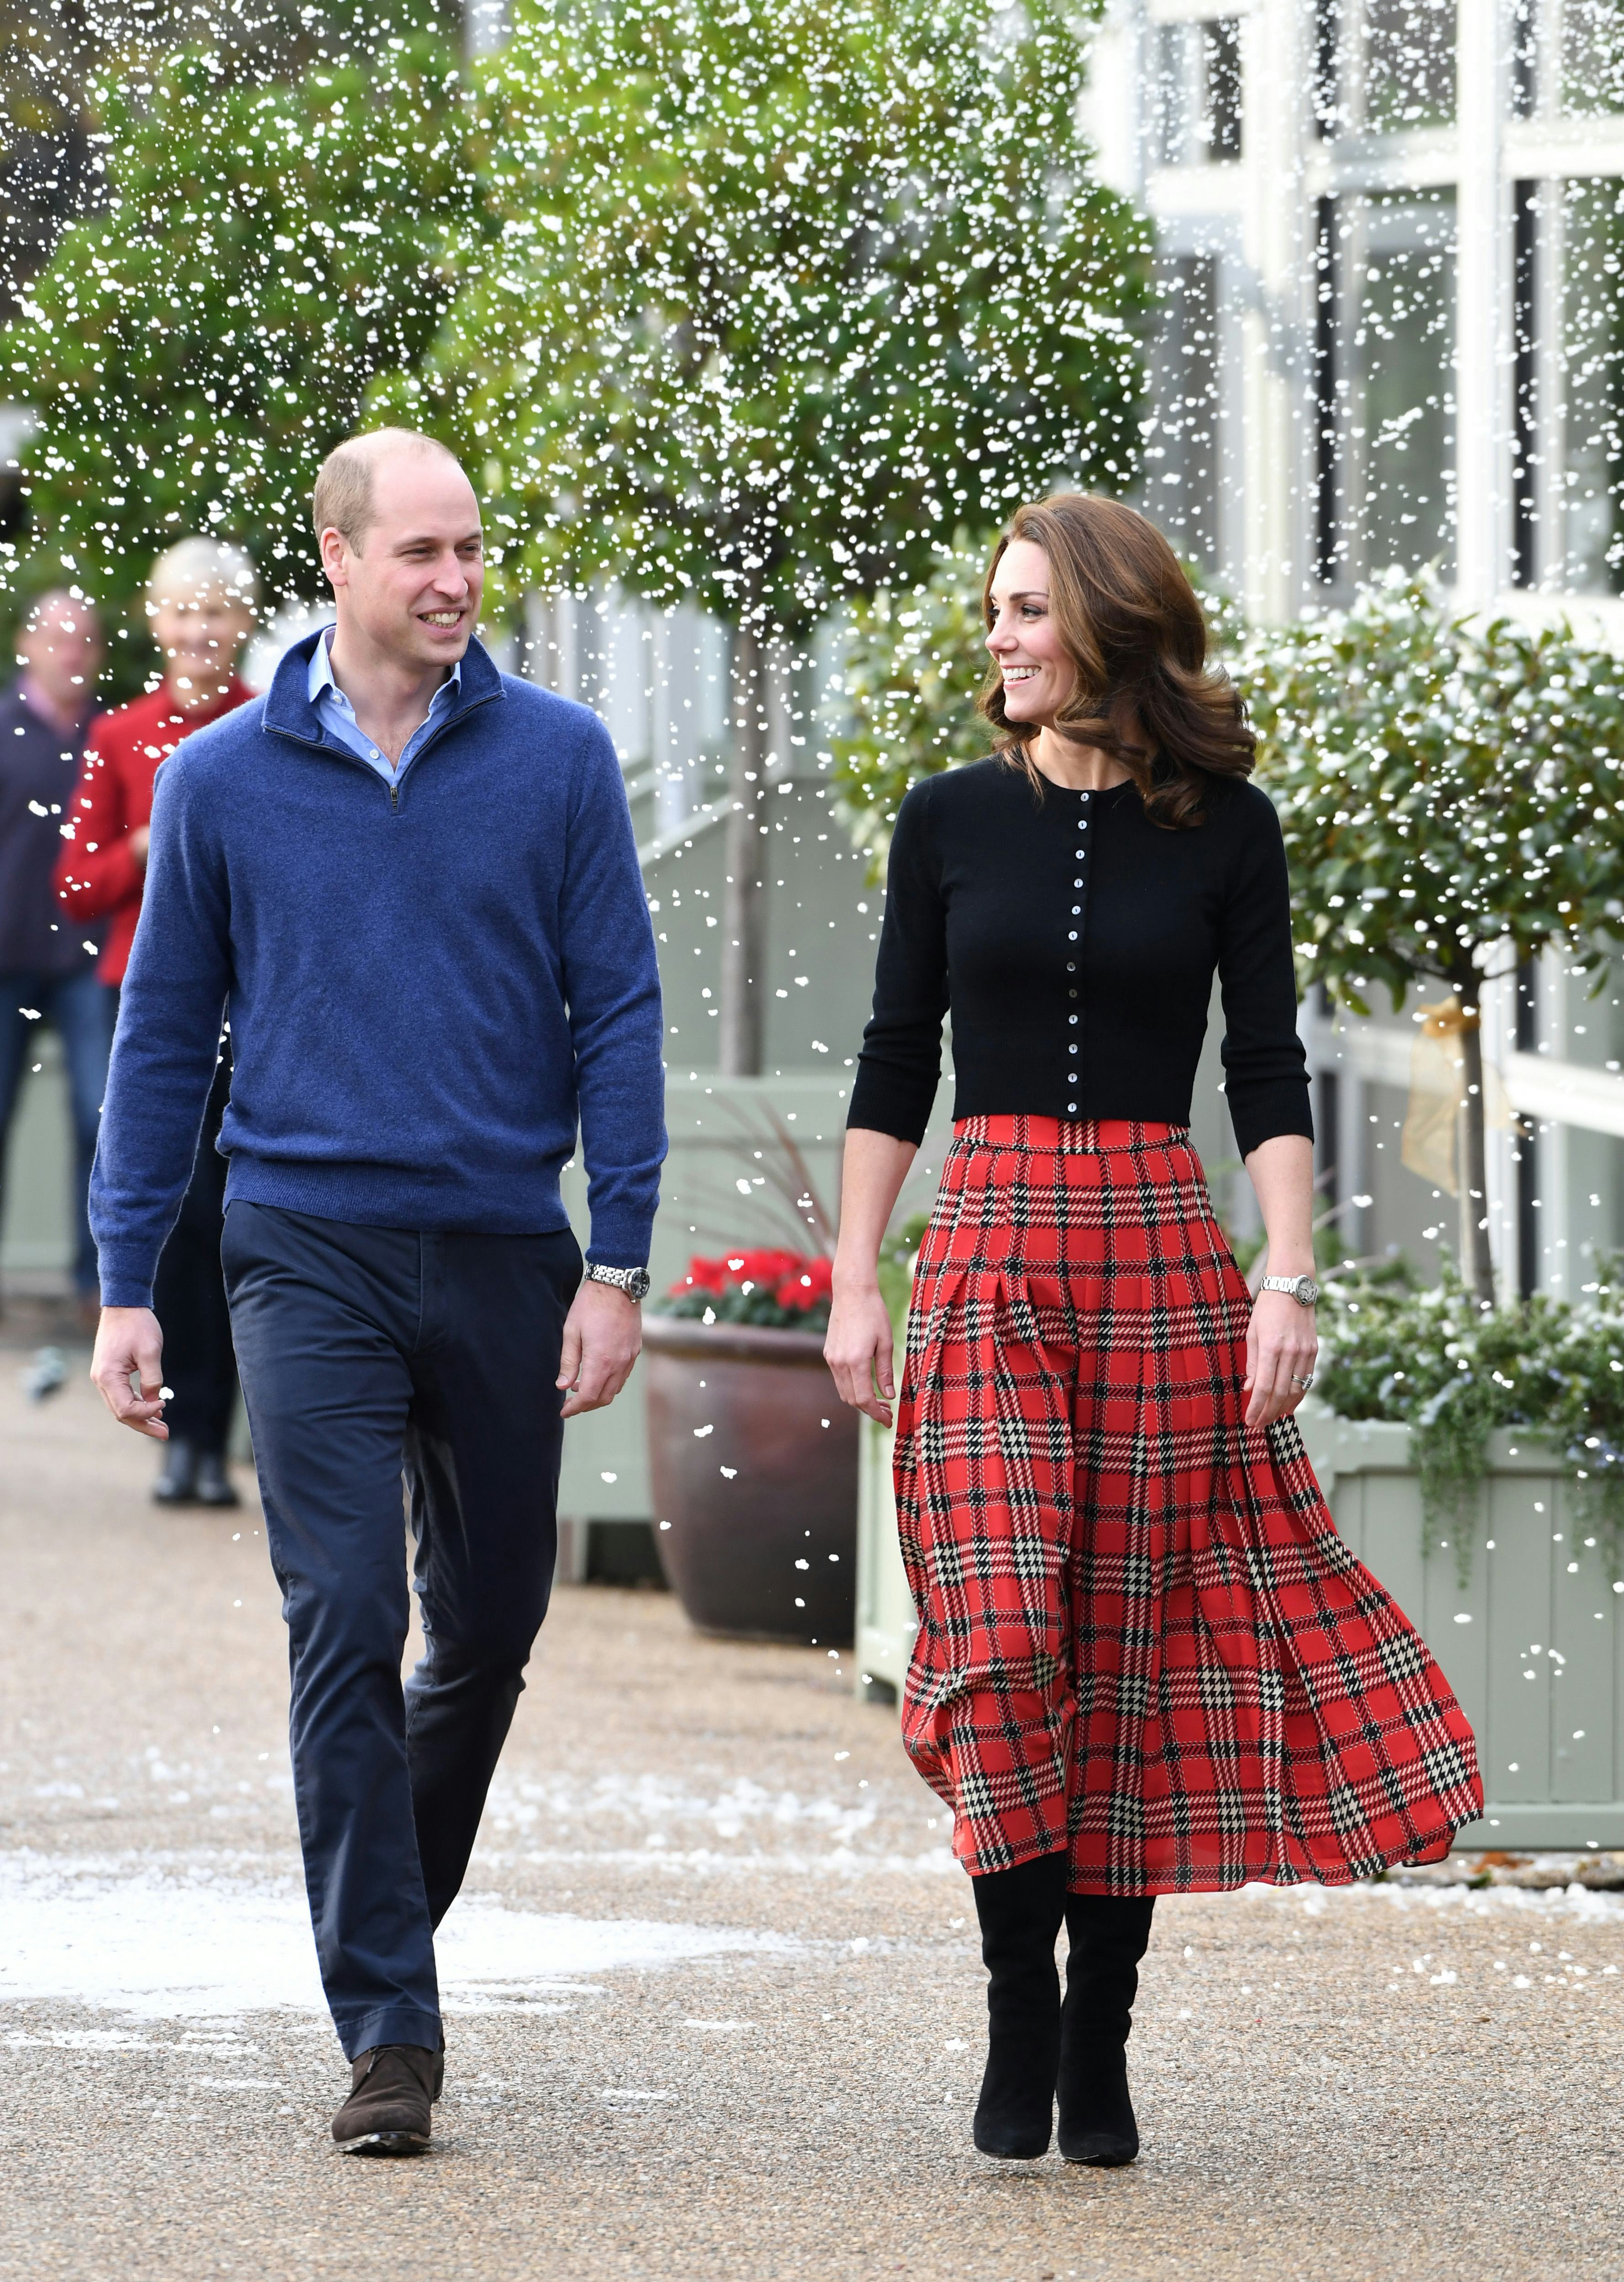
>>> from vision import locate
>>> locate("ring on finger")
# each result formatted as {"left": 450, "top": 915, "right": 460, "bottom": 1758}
{"left": 1290, "top": 1373, "right": 1314, "bottom": 1390}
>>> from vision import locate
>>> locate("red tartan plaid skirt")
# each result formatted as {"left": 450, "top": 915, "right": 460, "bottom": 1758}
{"left": 894, "top": 1115, "right": 1483, "bottom": 1892}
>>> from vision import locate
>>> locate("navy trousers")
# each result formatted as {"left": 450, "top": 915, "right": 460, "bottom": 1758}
{"left": 0, "top": 966, "right": 113, "bottom": 1295}
{"left": 221, "top": 1201, "right": 581, "bottom": 2059}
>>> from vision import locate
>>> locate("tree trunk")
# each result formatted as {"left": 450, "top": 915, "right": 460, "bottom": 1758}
{"left": 1456, "top": 980, "right": 1496, "bottom": 1305}
{"left": 719, "top": 623, "right": 768, "bottom": 1078}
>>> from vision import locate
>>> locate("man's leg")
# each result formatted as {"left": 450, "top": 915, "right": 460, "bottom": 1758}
{"left": 0, "top": 978, "right": 37, "bottom": 1295}
{"left": 46, "top": 967, "right": 115, "bottom": 1299}
{"left": 404, "top": 1227, "right": 581, "bottom": 1926}
{"left": 221, "top": 1201, "right": 442, "bottom": 2060}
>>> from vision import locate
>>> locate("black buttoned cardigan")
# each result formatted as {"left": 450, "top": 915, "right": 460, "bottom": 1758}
{"left": 846, "top": 757, "right": 1313, "bottom": 1158}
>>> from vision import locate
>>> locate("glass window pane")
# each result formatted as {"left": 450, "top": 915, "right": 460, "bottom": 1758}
{"left": 1563, "top": 0, "right": 1624, "bottom": 116}
{"left": 1559, "top": 176, "right": 1624, "bottom": 595}
{"left": 1362, "top": 0, "right": 1456, "bottom": 129}
{"left": 1142, "top": 253, "right": 1223, "bottom": 574}
{"left": 1338, "top": 189, "right": 1457, "bottom": 582}
{"left": 1205, "top": 20, "right": 1243, "bottom": 159}
{"left": 1321, "top": 0, "right": 1456, "bottom": 134}
{"left": 1153, "top": 19, "right": 1243, "bottom": 166}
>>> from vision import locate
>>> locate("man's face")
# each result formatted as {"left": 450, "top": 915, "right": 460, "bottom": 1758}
{"left": 149, "top": 588, "right": 254, "bottom": 707}
{"left": 18, "top": 594, "right": 103, "bottom": 717}
{"left": 321, "top": 452, "right": 484, "bottom": 673}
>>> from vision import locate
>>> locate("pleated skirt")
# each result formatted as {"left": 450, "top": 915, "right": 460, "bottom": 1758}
{"left": 894, "top": 1115, "right": 1483, "bottom": 1892}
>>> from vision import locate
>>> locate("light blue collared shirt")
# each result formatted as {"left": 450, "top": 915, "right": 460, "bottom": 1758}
{"left": 306, "top": 626, "right": 461, "bottom": 786}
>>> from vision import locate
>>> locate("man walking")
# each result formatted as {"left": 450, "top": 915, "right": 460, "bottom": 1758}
{"left": 0, "top": 591, "right": 110, "bottom": 1322}
{"left": 89, "top": 430, "right": 665, "bottom": 2153}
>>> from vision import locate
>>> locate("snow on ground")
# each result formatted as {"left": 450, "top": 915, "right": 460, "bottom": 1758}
{"left": 0, "top": 1852, "right": 797, "bottom": 2025}
{"left": 477, "top": 1766, "right": 960, "bottom": 1877}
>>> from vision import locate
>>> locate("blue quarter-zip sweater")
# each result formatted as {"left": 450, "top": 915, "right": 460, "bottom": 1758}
{"left": 91, "top": 632, "right": 666, "bottom": 1309}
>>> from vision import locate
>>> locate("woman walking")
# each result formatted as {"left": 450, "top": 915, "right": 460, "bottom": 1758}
{"left": 823, "top": 495, "right": 1482, "bottom": 2168}
{"left": 57, "top": 539, "right": 256, "bottom": 1507}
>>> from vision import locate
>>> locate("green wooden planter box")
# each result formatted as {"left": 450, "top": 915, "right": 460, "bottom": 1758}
{"left": 855, "top": 1406, "right": 1624, "bottom": 1853}
{"left": 855, "top": 1408, "right": 916, "bottom": 1706}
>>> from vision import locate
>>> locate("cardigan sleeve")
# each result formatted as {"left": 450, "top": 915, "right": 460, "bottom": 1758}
{"left": 1215, "top": 785, "right": 1314, "bottom": 1159}
{"left": 847, "top": 779, "right": 949, "bottom": 1145}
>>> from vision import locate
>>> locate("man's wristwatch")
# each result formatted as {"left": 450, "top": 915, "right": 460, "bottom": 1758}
{"left": 585, "top": 1261, "right": 651, "bottom": 1303}
{"left": 1258, "top": 1274, "right": 1320, "bottom": 1308}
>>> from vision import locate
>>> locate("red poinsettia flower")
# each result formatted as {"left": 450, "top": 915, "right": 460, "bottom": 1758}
{"left": 666, "top": 1247, "right": 833, "bottom": 1314}
{"left": 732, "top": 1247, "right": 802, "bottom": 1289}
{"left": 672, "top": 1255, "right": 729, "bottom": 1296}
{"left": 775, "top": 1256, "right": 834, "bottom": 1310}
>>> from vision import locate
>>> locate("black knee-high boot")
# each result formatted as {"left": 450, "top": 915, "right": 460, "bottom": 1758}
{"left": 970, "top": 1850, "right": 1069, "bottom": 2159}
{"left": 1057, "top": 1893, "right": 1155, "bottom": 2166}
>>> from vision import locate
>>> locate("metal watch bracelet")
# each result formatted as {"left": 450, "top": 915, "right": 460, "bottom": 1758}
{"left": 1257, "top": 1273, "right": 1320, "bottom": 1308}
{"left": 584, "top": 1261, "right": 651, "bottom": 1302}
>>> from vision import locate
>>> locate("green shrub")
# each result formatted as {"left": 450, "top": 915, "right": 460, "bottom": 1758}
{"left": 1316, "top": 1260, "right": 1624, "bottom": 1582}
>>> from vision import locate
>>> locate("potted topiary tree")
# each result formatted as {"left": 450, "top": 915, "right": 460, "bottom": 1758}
{"left": 1236, "top": 576, "right": 1624, "bottom": 1300}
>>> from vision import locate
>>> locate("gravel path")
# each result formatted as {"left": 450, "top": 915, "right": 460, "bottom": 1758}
{"left": 1, "top": 1367, "right": 1618, "bottom": 2280}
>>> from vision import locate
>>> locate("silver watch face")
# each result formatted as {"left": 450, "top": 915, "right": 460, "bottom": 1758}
{"left": 592, "top": 1263, "right": 650, "bottom": 1301}
{"left": 1294, "top": 1275, "right": 1320, "bottom": 1307}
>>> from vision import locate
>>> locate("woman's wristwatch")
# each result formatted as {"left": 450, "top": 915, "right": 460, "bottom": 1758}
{"left": 585, "top": 1262, "right": 651, "bottom": 1302}
{"left": 1258, "top": 1274, "right": 1320, "bottom": 1307}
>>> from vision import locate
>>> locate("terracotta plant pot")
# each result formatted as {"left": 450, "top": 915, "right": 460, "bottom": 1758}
{"left": 641, "top": 1314, "right": 859, "bottom": 1643}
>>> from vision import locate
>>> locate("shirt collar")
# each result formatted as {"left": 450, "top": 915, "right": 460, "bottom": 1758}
{"left": 307, "top": 625, "right": 462, "bottom": 715}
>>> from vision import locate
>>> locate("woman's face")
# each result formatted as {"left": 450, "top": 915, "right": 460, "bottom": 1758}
{"left": 149, "top": 586, "right": 254, "bottom": 712}
{"left": 985, "top": 539, "right": 1074, "bottom": 726}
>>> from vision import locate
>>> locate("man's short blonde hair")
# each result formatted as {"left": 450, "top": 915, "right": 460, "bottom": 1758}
{"left": 310, "top": 428, "right": 466, "bottom": 554}
{"left": 146, "top": 538, "right": 259, "bottom": 614}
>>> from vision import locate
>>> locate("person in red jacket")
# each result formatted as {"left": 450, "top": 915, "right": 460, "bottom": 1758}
{"left": 57, "top": 538, "right": 257, "bottom": 1506}
{"left": 58, "top": 541, "right": 257, "bottom": 987}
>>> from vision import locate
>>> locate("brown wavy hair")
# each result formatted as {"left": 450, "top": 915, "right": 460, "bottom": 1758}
{"left": 978, "top": 493, "right": 1254, "bottom": 829}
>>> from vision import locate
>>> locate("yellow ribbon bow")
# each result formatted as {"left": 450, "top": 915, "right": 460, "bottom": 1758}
{"left": 1400, "top": 995, "right": 1510, "bottom": 1195}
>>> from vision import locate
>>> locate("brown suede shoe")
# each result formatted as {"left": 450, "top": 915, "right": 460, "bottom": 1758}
{"left": 330, "top": 2043, "right": 441, "bottom": 2155}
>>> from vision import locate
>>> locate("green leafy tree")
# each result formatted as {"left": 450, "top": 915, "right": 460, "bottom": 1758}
{"left": 2, "top": 36, "right": 474, "bottom": 687}
{"left": 832, "top": 534, "right": 999, "bottom": 879}
{"left": 386, "top": 0, "right": 1150, "bottom": 1071}
{"left": 1237, "top": 575, "right": 1624, "bottom": 1301}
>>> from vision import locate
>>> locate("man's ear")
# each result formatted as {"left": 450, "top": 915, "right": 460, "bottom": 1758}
{"left": 318, "top": 528, "right": 350, "bottom": 589}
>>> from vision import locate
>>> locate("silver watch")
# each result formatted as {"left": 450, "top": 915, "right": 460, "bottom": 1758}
{"left": 1258, "top": 1273, "right": 1320, "bottom": 1308}
{"left": 585, "top": 1261, "right": 651, "bottom": 1302}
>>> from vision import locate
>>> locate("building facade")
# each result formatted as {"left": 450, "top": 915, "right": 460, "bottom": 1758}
{"left": 1087, "top": 0, "right": 1624, "bottom": 1300}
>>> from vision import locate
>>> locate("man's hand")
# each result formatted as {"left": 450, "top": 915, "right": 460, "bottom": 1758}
{"left": 557, "top": 1279, "right": 642, "bottom": 1418}
{"left": 128, "top": 824, "right": 151, "bottom": 873}
{"left": 90, "top": 1306, "right": 169, "bottom": 1439}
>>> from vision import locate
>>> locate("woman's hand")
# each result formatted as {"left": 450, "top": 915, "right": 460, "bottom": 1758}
{"left": 824, "top": 1281, "right": 899, "bottom": 1427}
{"left": 1243, "top": 1289, "right": 1317, "bottom": 1429}
{"left": 1241, "top": 1134, "right": 1318, "bottom": 1430}
{"left": 824, "top": 1127, "right": 918, "bottom": 1429}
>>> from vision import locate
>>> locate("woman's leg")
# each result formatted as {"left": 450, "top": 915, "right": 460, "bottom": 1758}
{"left": 893, "top": 1128, "right": 1080, "bottom": 2156}
{"left": 1057, "top": 1894, "right": 1155, "bottom": 2165}
{"left": 970, "top": 1848, "right": 1069, "bottom": 2159}
{"left": 152, "top": 1052, "right": 238, "bottom": 1501}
